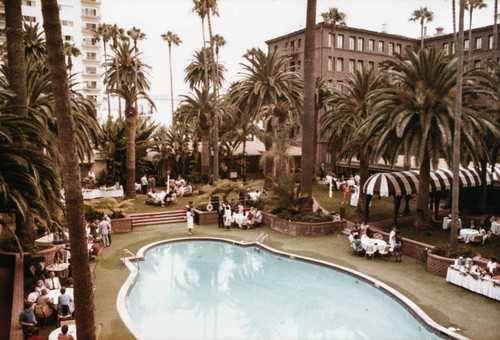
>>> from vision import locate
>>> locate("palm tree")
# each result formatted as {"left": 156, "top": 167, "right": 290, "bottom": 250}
{"left": 312, "top": 76, "right": 333, "bottom": 179}
{"left": 320, "top": 7, "right": 346, "bottom": 52}
{"left": 93, "top": 23, "right": 112, "bottom": 117}
{"left": 40, "top": 0, "right": 95, "bottom": 338}
{"left": 466, "top": 0, "right": 487, "bottom": 64}
{"left": 184, "top": 47, "right": 226, "bottom": 89}
{"left": 409, "top": 6, "right": 434, "bottom": 48}
{"left": 161, "top": 31, "right": 182, "bottom": 119}
{"left": 228, "top": 48, "right": 302, "bottom": 186}
{"left": 127, "top": 26, "right": 146, "bottom": 109}
{"left": 177, "top": 87, "right": 214, "bottom": 182}
{"left": 109, "top": 24, "right": 126, "bottom": 118}
{"left": 108, "top": 84, "right": 155, "bottom": 198}
{"left": 299, "top": 0, "right": 317, "bottom": 214}
{"left": 63, "top": 42, "right": 81, "bottom": 74}
{"left": 321, "top": 68, "right": 384, "bottom": 214}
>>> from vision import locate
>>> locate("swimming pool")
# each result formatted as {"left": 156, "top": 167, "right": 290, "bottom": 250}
{"left": 118, "top": 238, "right": 460, "bottom": 339}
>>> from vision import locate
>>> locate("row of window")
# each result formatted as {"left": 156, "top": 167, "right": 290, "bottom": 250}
{"left": 442, "top": 34, "right": 498, "bottom": 55}
{"left": 284, "top": 38, "right": 302, "bottom": 52}
{"left": 327, "top": 56, "right": 375, "bottom": 72}
{"left": 328, "top": 33, "right": 404, "bottom": 55}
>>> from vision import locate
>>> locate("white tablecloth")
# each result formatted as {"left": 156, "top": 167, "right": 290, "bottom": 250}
{"left": 446, "top": 267, "right": 500, "bottom": 301}
{"left": 35, "top": 233, "right": 69, "bottom": 246}
{"left": 46, "top": 287, "right": 74, "bottom": 308}
{"left": 49, "top": 324, "right": 76, "bottom": 340}
{"left": 47, "top": 263, "right": 70, "bottom": 272}
{"left": 460, "top": 229, "right": 479, "bottom": 243}
{"left": 350, "top": 192, "right": 359, "bottom": 207}
{"left": 491, "top": 221, "right": 500, "bottom": 235}
{"left": 248, "top": 192, "right": 261, "bottom": 201}
{"left": 361, "top": 238, "right": 387, "bottom": 252}
{"left": 442, "top": 217, "right": 461, "bottom": 230}
{"left": 231, "top": 214, "right": 248, "bottom": 228}
{"left": 82, "top": 188, "right": 124, "bottom": 200}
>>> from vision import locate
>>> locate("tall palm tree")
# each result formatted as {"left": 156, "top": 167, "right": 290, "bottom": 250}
{"left": 40, "top": 0, "right": 95, "bottom": 338}
{"left": 192, "top": 0, "right": 210, "bottom": 88}
{"left": 161, "top": 31, "right": 182, "bottom": 120}
{"left": 109, "top": 24, "right": 126, "bottom": 118}
{"left": 177, "top": 87, "right": 214, "bottom": 181}
{"left": 466, "top": 0, "right": 487, "bottom": 63}
{"left": 108, "top": 84, "right": 155, "bottom": 198}
{"left": 184, "top": 47, "right": 226, "bottom": 89}
{"left": 320, "top": 7, "right": 346, "bottom": 52}
{"left": 299, "top": 0, "right": 317, "bottom": 214}
{"left": 127, "top": 26, "right": 146, "bottom": 110}
{"left": 93, "top": 23, "right": 112, "bottom": 117}
{"left": 312, "top": 76, "right": 333, "bottom": 179}
{"left": 63, "top": 42, "right": 81, "bottom": 74}
{"left": 409, "top": 6, "right": 434, "bottom": 48}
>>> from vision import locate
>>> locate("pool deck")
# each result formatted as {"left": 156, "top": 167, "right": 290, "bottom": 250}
{"left": 93, "top": 222, "right": 500, "bottom": 340}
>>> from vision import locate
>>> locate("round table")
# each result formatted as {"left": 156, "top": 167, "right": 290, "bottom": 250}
{"left": 49, "top": 324, "right": 76, "bottom": 340}
{"left": 46, "top": 287, "right": 74, "bottom": 309}
{"left": 361, "top": 238, "right": 387, "bottom": 252}
{"left": 491, "top": 221, "right": 500, "bottom": 235}
{"left": 460, "top": 229, "right": 479, "bottom": 243}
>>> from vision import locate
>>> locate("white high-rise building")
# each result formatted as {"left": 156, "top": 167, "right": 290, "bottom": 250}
{"left": 0, "top": 0, "right": 103, "bottom": 115}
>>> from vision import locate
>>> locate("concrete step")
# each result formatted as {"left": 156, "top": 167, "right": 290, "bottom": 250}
{"left": 129, "top": 211, "right": 187, "bottom": 227}
{"left": 132, "top": 218, "right": 186, "bottom": 226}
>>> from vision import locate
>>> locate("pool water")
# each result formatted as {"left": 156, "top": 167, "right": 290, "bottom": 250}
{"left": 127, "top": 241, "right": 443, "bottom": 339}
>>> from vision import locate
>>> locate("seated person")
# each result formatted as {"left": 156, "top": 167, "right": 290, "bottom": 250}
{"left": 469, "top": 220, "right": 477, "bottom": 229}
{"left": 45, "top": 271, "right": 61, "bottom": 290}
{"left": 486, "top": 257, "right": 497, "bottom": 276}
{"left": 365, "top": 226, "right": 374, "bottom": 238}
{"left": 237, "top": 203, "right": 244, "bottom": 215}
{"left": 19, "top": 302, "right": 37, "bottom": 338}
{"left": 348, "top": 230, "right": 356, "bottom": 243}
{"left": 373, "top": 233, "right": 383, "bottom": 240}
{"left": 35, "top": 279, "right": 46, "bottom": 294}
{"left": 26, "top": 286, "right": 39, "bottom": 304}
{"left": 35, "top": 259, "right": 48, "bottom": 278}
{"left": 352, "top": 234, "right": 363, "bottom": 251}
{"left": 58, "top": 324, "right": 75, "bottom": 340}
{"left": 27, "top": 327, "right": 43, "bottom": 340}
{"left": 35, "top": 289, "right": 55, "bottom": 318}
{"left": 246, "top": 208, "right": 254, "bottom": 228}
{"left": 57, "top": 287, "right": 74, "bottom": 315}
{"left": 54, "top": 250, "right": 66, "bottom": 264}
{"left": 89, "top": 239, "right": 100, "bottom": 259}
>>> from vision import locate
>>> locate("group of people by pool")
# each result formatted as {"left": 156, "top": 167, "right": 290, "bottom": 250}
{"left": 349, "top": 222, "right": 404, "bottom": 261}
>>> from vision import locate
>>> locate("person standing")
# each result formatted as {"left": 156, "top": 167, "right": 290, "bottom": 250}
{"left": 19, "top": 302, "right": 37, "bottom": 338}
{"left": 217, "top": 201, "right": 225, "bottom": 228}
{"left": 140, "top": 174, "right": 148, "bottom": 195}
{"left": 224, "top": 202, "right": 232, "bottom": 231}
{"left": 98, "top": 217, "right": 111, "bottom": 247}
{"left": 148, "top": 175, "right": 156, "bottom": 193}
{"left": 319, "top": 163, "right": 325, "bottom": 180}
{"left": 186, "top": 208, "right": 194, "bottom": 235}
{"left": 389, "top": 225, "right": 397, "bottom": 250}
{"left": 342, "top": 182, "right": 350, "bottom": 205}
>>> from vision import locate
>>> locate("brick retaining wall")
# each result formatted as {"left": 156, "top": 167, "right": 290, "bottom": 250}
{"left": 194, "top": 209, "right": 218, "bottom": 225}
{"left": 111, "top": 213, "right": 132, "bottom": 233}
{"left": 262, "top": 213, "right": 346, "bottom": 236}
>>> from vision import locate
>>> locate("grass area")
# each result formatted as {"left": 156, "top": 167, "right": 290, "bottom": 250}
{"left": 313, "top": 183, "right": 417, "bottom": 221}
{"left": 33, "top": 222, "right": 498, "bottom": 340}
{"left": 118, "top": 194, "right": 194, "bottom": 214}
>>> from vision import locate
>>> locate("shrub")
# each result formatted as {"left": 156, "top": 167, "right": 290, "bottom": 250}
{"left": 276, "top": 209, "right": 331, "bottom": 223}
{"left": 431, "top": 243, "right": 477, "bottom": 259}
{"left": 84, "top": 197, "right": 134, "bottom": 221}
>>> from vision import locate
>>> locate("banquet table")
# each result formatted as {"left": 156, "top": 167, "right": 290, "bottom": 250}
{"left": 460, "top": 229, "right": 479, "bottom": 244}
{"left": 361, "top": 238, "right": 387, "bottom": 252}
{"left": 46, "top": 287, "right": 74, "bottom": 309}
{"left": 248, "top": 192, "right": 261, "bottom": 201}
{"left": 49, "top": 324, "right": 76, "bottom": 340}
{"left": 231, "top": 214, "right": 248, "bottom": 228}
{"left": 35, "top": 233, "right": 69, "bottom": 246}
{"left": 491, "top": 221, "right": 500, "bottom": 236}
{"left": 82, "top": 187, "right": 124, "bottom": 200}
{"left": 446, "top": 266, "right": 500, "bottom": 301}
{"left": 442, "top": 217, "right": 462, "bottom": 230}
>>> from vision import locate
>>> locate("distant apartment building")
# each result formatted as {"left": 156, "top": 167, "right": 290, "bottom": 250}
{"left": 0, "top": 0, "right": 103, "bottom": 115}
{"left": 266, "top": 23, "right": 500, "bottom": 169}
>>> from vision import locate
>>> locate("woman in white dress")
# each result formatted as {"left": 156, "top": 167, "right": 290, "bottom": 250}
{"left": 224, "top": 204, "right": 232, "bottom": 231}
{"left": 186, "top": 208, "right": 194, "bottom": 235}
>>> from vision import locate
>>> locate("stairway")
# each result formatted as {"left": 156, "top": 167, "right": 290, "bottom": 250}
{"left": 130, "top": 210, "right": 186, "bottom": 227}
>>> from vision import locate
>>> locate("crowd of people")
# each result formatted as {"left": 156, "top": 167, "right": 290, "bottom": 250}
{"left": 349, "top": 222, "right": 403, "bottom": 261}
{"left": 215, "top": 200, "right": 262, "bottom": 231}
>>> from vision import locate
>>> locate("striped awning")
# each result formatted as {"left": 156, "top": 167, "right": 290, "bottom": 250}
{"left": 363, "top": 165, "right": 500, "bottom": 197}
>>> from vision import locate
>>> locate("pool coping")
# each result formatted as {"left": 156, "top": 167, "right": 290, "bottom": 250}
{"left": 116, "top": 237, "right": 468, "bottom": 340}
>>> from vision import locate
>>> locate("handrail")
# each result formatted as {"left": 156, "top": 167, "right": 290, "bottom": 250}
{"left": 255, "top": 233, "right": 269, "bottom": 246}
{"left": 121, "top": 248, "right": 139, "bottom": 271}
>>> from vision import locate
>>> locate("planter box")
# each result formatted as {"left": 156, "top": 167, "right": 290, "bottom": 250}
{"left": 194, "top": 209, "right": 218, "bottom": 225}
{"left": 111, "top": 213, "right": 132, "bottom": 233}
{"left": 370, "top": 229, "right": 434, "bottom": 263}
{"left": 427, "top": 250, "right": 456, "bottom": 277}
{"left": 262, "top": 212, "right": 346, "bottom": 236}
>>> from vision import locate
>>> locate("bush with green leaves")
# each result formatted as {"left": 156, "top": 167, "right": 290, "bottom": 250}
{"left": 431, "top": 243, "right": 477, "bottom": 259}
{"left": 84, "top": 197, "right": 134, "bottom": 221}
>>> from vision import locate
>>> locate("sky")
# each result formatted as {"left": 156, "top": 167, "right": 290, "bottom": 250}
{"left": 100, "top": 0, "right": 498, "bottom": 125}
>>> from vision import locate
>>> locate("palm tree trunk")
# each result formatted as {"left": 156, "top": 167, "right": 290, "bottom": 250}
{"left": 312, "top": 108, "right": 319, "bottom": 182}
{"left": 453, "top": 0, "right": 457, "bottom": 45}
{"left": 493, "top": 0, "right": 498, "bottom": 60}
{"left": 468, "top": 8, "right": 473, "bottom": 64}
{"left": 415, "top": 151, "right": 431, "bottom": 229}
{"left": 114, "top": 47, "right": 122, "bottom": 118}
{"left": 40, "top": 1, "right": 96, "bottom": 338}
{"left": 356, "top": 157, "right": 369, "bottom": 214}
{"left": 103, "top": 43, "right": 111, "bottom": 118}
{"left": 263, "top": 124, "right": 274, "bottom": 188}
{"left": 450, "top": 0, "right": 466, "bottom": 252}
{"left": 168, "top": 44, "right": 175, "bottom": 121}
{"left": 200, "top": 127, "right": 211, "bottom": 182}
{"left": 201, "top": 16, "right": 209, "bottom": 88}
{"left": 242, "top": 139, "right": 247, "bottom": 181}
{"left": 207, "top": 8, "right": 219, "bottom": 179}
{"left": 134, "top": 43, "right": 139, "bottom": 111}
{"left": 299, "top": 0, "right": 317, "bottom": 215}
{"left": 125, "top": 108, "right": 137, "bottom": 198}
{"left": 420, "top": 20, "right": 424, "bottom": 48}
{"left": 15, "top": 212, "right": 34, "bottom": 250}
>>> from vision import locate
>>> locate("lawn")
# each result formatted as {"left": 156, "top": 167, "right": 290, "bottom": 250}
{"left": 118, "top": 194, "right": 195, "bottom": 214}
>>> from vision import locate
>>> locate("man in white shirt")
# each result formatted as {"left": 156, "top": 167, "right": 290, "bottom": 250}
{"left": 98, "top": 218, "right": 111, "bottom": 247}
{"left": 486, "top": 257, "right": 497, "bottom": 275}
{"left": 140, "top": 174, "right": 148, "bottom": 195}
{"left": 44, "top": 271, "right": 61, "bottom": 290}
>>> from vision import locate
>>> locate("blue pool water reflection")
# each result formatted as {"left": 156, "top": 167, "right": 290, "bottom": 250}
{"left": 127, "top": 241, "right": 443, "bottom": 339}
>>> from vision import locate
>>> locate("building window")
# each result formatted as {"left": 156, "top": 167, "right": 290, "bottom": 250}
{"left": 61, "top": 20, "right": 74, "bottom": 26}
{"left": 488, "top": 35, "right": 494, "bottom": 49}
{"left": 86, "top": 81, "right": 97, "bottom": 89}
{"left": 83, "top": 37, "right": 98, "bottom": 46}
{"left": 474, "top": 59, "right": 481, "bottom": 68}
{"left": 357, "top": 60, "right": 363, "bottom": 70}
{"left": 349, "top": 36, "right": 355, "bottom": 50}
{"left": 337, "top": 34, "right": 344, "bottom": 49}
{"left": 326, "top": 152, "right": 331, "bottom": 164}
{"left": 0, "top": 28, "right": 5, "bottom": 37}
{"left": 452, "top": 42, "right": 456, "bottom": 54}
{"left": 23, "top": 16, "right": 36, "bottom": 23}
{"left": 396, "top": 44, "right": 402, "bottom": 54}
{"left": 357, "top": 38, "right": 364, "bottom": 51}
{"left": 85, "top": 66, "right": 97, "bottom": 74}
{"left": 475, "top": 36, "right": 482, "bottom": 50}
{"left": 0, "top": 13, "right": 5, "bottom": 21}
{"left": 328, "top": 33, "right": 332, "bottom": 47}
{"left": 336, "top": 58, "right": 343, "bottom": 71}
{"left": 497, "top": 57, "right": 500, "bottom": 64}
{"left": 22, "top": 0, "right": 36, "bottom": 6}
{"left": 285, "top": 42, "right": 288, "bottom": 48}
{"left": 349, "top": 59, "right": 355, "bottom": 72}
{"left": 368, "top": 39, "right": 375, "bottom": 51}
{"left": 64, "top": 35, "right": 73, "bottom": 42}
{"left": 274, "top": 45, "right": 278, "bottom": 52}
{"left": 82, "top": 8, "right": 98, "bottom": 16}
{"left": 328, "top": 56, "right": 333, "bottom": 71}
{"left": 86, "top": 95, "right": 97, "bottom": 102}
{"left": 336, "top": 81, "right": 343, "bottom": 91}
{"left": 290, "top": 61, "right": 296, "bottom": 72}
{"left": 464, "top": 39, "right": 469, "bottom": 51}
{"left": 378, "top": 41, "right": 384, "bottom": 52}
{"left": 85, "top": 22, "right": 97, "bottom": 30}
{"left": 389, "top": 42, "right": 394, "bottom": 55}
{"left": 297, "top": 60, "right": 301, "bottom": 70}
{"left": 368, "top": 61, "right": 374, "bottom": 70}
{"left": 86, "top": 52, "right": 97, "bottom": 60}
{"left": 297, "top": 39, "right": 301, "bottom": 48}
{"left": 443, "top": 42, "right": 449, "bottom": 55}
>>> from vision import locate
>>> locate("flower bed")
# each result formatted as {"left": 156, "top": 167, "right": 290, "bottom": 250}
{"left": 262, "top": 212, "right": 346, "bottom": 236}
